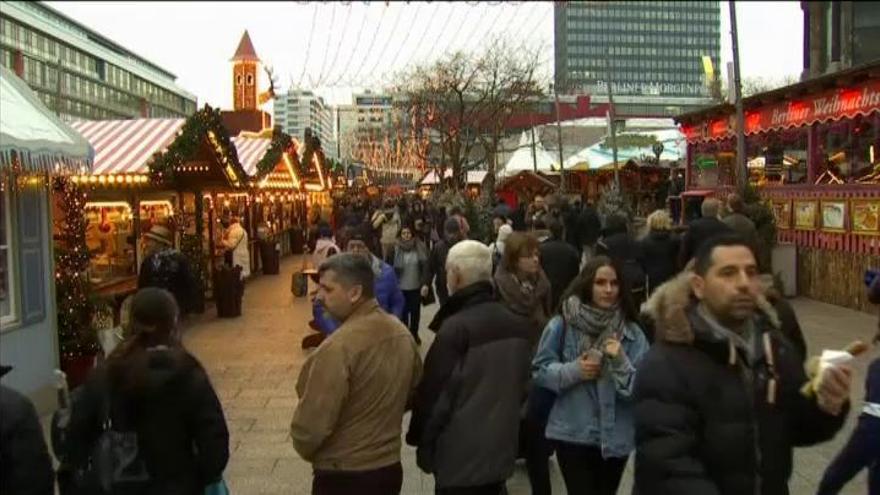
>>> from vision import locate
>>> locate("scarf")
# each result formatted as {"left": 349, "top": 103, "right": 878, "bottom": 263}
{"left": 494, "top": 264, "right": 551, "bottom": 326}
{"left": 562, "top": 295, "right": 625, "bottom": 352}
{"left": 397, "top": 238, "right": 416, "bottom": 251}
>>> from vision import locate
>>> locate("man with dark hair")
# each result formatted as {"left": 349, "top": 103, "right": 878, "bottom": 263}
{"left": 425, "top": 218, "right": 464, "bottom": 306}
{"left": 313, "top": 229, "right": 404, "bottom": 327}
{"left": 636, "top": 234, "right": 852, "bottom": 495}
{"left": 538, "top": 214, "right": 581, "bottom": 309}
{"left": 292, "top": 254, "right": 422, "bottom": 495}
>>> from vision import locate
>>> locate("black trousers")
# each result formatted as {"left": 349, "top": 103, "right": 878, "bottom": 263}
{"left": 554, "top": 442, "right": 627, "bottom": 495}
{"left": 402, "top": 289, "right": 422, "bottom": 341}
{"left": 519, "top": 414, "right": 553, "bottom": 495}
{"left": 436, "top": 483, "right": 507, "bottom": 495}
{"left": 312, "top": 462, "right": 402, "bottom": 495}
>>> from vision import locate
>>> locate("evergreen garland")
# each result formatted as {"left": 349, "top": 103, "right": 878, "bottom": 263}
{"left": 148, "top": 105, "right": 245, "bottom": 186}
{"left": 53, "top": 177, "right": 100, "bottom": 360}
{"left": 254, "top": 128, "right": 293, "bottom": 180}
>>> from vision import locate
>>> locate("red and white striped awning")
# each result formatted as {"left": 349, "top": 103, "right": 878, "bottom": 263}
{"left": 231, "top": 135, "right": 271, "bottom": 177}
{"left": 69, "top": 118, "right": 185, "bottom": 175}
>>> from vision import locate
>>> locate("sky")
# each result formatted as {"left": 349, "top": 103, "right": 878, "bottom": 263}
{"left": 44, "top": 1, "right": 804, "bottom": 109}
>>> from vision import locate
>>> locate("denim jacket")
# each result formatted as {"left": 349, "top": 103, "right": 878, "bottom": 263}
{"left": 532, "top": 315, "right": 649, "bottom": 458}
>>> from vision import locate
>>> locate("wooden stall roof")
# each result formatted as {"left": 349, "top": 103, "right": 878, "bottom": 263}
{"left": 147, "top": 105, "right": 248, "bottom": 190}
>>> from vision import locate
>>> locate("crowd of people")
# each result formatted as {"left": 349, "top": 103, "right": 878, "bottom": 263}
{"left": 1, "top": 191, "right": 878, "bottom": 495}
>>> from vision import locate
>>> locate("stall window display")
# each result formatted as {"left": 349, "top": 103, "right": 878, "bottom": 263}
{"left": 85, "top": 202, "right": 135, "bottom": 285}
{"left": 85, "top": 200, "right": 175, "bottom": 286}
{"left": 0, "top": 187, "right": 15, "bottom": 322}
{"left": 746, "top": 128, "right": 809, "bottom": 186}
{"left": 815, "top": 116, "right": 878, "bottom": 184}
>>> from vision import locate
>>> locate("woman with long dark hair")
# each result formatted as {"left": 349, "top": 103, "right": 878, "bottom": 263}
{"left": 65, "top": 288, "right": 229, "bottom": 495}
{"left": 532, "top": 256, "right": 649, "bottom": 495}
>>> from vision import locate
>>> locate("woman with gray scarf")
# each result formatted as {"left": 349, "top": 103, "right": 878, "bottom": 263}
{"left": 493, "top": 232, "right": 554, "bottom": 495}
{"left": 393, "top": 225, "right": 429, "bottom": 345}
{"left": 532, "top": 256, "right": 649, "bottom": 495}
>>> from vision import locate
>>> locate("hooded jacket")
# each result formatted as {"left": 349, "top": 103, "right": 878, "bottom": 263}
{"left": 0, "top": 366, "right": 54, "bottom": 495}
{"left": 406, "top": 281, "right": 531, "bottom": 488}
{"left": 65, "top": 348, "right": 228, "bottom": 495}
{"left": 634, "top": 271, "right": 847, "bottom": 495}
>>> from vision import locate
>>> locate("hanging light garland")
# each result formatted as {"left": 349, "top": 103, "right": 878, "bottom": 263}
{"left": 53, "top": 176, "right": 101, "bottom": 361}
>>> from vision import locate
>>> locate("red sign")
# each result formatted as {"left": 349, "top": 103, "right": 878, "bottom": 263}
{"left": 683, "top": 79, "right": 880, "bottom": 141}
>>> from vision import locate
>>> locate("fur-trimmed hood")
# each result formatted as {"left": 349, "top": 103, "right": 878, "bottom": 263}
{"left": 641, "top": 264, "right": 780, "bottom": 345}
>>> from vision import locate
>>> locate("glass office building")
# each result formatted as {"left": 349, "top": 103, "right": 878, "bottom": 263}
{"left": 555, "top": 1, "right": 720, "bottom": 116}
{"left": 0, "top": 1, "right": 196, "bottom": 121}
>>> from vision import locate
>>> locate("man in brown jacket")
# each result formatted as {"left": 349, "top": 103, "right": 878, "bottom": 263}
{"left": 291, "top": 253, "right": 422, "bottom": 495}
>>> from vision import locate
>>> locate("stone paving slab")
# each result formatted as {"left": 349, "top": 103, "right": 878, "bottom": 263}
{"left": 180, "top": 256, "right": 875, "bottom": 495}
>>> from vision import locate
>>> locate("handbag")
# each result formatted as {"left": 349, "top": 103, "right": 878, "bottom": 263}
{"left": 77, "top": 384, "right": 150, "bottom": 493}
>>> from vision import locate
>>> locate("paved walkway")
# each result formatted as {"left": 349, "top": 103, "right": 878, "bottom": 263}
{"left": 183, "top": 256, "right": 875, "bottom": 495}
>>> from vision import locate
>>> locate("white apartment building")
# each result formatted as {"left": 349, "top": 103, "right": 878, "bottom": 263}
{"left": 274, "top": 89, "right": 336, "bottom": 159}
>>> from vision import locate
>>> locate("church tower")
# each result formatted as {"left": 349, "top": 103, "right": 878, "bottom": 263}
{"left": 231, "top": 30, "right": 259, "bottom": 111}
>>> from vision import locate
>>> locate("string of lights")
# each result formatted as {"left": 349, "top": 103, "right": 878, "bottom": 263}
{"left": 376, "top": 2, "right": 424, "bottom": 87}
{"left": 360, "top": 2, "right": 406, "bottom": 88}
{"left": 318, "top": 2, "right": 353, "bottom": 86}
{"left": 345, "top": 2, "right": 389, "bottom": 87}
{"left": 311, "top": 2, "right": 337, "bottom": 87}
{"left": 327, "top": 2, "right": 369, "bottom": 87}
{"left": 297, "top": 3, "right": 320, "bottom": 88}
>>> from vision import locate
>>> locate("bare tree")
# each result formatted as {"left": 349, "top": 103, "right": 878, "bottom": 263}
{"left": 394, "top": 41, "right": 543, "bottom": 193}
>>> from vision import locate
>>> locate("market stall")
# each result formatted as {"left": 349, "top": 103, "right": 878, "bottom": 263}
{"left": 675, "top": 61, "right": 880, "bottom": 311}
{"left": 68, "top": 117, "right": 186, "bottom": 302}
{"left": 70, "top": 109, "right": 247, "bottom": 309}
{"left": 233, "top": 130, "right": 305, "bottom": 274}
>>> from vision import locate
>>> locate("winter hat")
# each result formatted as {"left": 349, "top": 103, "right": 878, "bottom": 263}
{"left": 143, "top": 224, "right": 173, "bottom": 246}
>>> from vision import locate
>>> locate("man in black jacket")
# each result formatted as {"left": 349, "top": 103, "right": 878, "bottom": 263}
{"left": 407, "top": 241, "right": 532, "bottom": 494}
{"left": 575, "top": 200, "right": 602, "bottom": 261}
{"left": 426, "top": 218, "right": 463, "bottom": 306}
{"left": 0, "top": 365, "right": 54, "bottom": 495}
{"left": 539, "top": 215, "right": 581, "bottom": 310}
{"left": 678, "top": 197, "right": 732, "bottom": 268}
{"left": 635, "top": 234, "right": 852, "bottom": 495}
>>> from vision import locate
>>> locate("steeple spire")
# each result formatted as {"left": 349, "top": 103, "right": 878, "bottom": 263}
{"left": 231, "top": 30, "right": 259, "bottom": 62}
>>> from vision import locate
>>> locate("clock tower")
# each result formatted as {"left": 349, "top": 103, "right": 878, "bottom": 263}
{"left": 231, "top": 30, "right": 259, "bottom": 111}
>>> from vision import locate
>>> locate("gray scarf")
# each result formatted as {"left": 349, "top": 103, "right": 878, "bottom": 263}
{"left": 562, "top": 295, "right": 625, "bottom": 352}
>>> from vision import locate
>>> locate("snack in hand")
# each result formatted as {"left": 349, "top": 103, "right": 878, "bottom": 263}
{"left": 800, "top": 340, "right": 866, "bottom": 398}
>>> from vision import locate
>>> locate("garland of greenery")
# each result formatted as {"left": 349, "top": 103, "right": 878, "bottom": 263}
{"left": 253, "top": 128, "right": 293, "bottom": 181}
{"left": 53, "top": 177, "right": 101, "bottom": 360}
{"left": 148, "top": 105, "right": 246, "bottom": 187}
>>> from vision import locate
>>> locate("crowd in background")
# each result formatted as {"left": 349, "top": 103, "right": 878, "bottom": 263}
{"left": 1, "top": 190, "right": 878, "bottom": 495}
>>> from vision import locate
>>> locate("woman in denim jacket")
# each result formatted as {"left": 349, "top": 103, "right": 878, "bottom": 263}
{"left": 532, "top": 255, "right": 649, "bottom": 495}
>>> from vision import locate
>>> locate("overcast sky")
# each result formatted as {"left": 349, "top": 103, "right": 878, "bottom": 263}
{"left": 45, "top": 1, "right": 803, "bottom": 109}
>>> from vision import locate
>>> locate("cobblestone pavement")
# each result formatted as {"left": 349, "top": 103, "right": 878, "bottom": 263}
{"left": 182, "top": 256, "right": 874, "bottom": 495}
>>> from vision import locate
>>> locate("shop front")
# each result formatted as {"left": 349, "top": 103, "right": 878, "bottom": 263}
{"left": 676, "top": 62, "right": 880, "bottom": 311}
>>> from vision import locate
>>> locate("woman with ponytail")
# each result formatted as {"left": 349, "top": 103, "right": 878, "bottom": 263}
{"left": 65, "top": 288, "right": 229, "bottom": 495}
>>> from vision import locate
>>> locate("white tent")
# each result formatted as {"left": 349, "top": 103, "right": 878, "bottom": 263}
{"left": 563, "top": 128, "right": 686, "bottom": 171}
{"left": 499, "top": 131, "right": 558, "bottom": 178}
